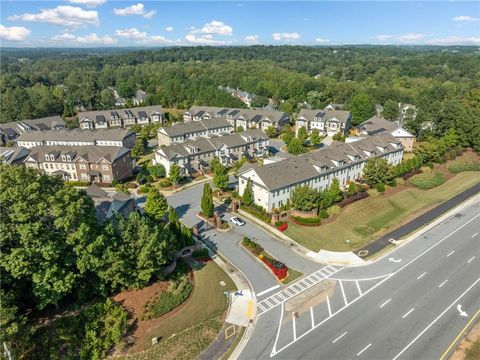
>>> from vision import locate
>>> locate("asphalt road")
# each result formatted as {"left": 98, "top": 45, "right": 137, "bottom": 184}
{"left": 240, "top": 199, "right": 480, "bottom": 359}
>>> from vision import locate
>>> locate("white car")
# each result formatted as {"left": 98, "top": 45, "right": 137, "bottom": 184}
{"left": 229, "top": 216, "right": 246, "bottom": 226}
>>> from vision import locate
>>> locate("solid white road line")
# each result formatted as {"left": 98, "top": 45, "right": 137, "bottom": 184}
{"left": 271, "top": 302, "right": 284, "bottom": 357}
{"left": 332, "top": 331, "right": 348, "bottom": 344}
{"left": 257, "top": 285, "right": 280, "bottom": 297}
{"left": 355, "top": 280, "right": 363, "bottom": 296}
{"left": 417, "top": 272, "right": 427, "bottom": 280}
{"left": 446, "top": 250, "right": 455, "bottom": 257}
{"left": 467, "top": 256, "right": 476, "bottom": 264}
{"left": 310, "top": 307, "right": 315, "bottom": 328}
{"left": 392, "top": 278, "right": 480, "bottom": 360}
{"left": 292, "top": 312, "right": 297, "bottom": 341}
{"left": 402, "top": 308, "right": 415, "bottom": 319}
{"left": 472, "top": 232, "right": 478, "bottom": 238}
{"left": 356, "top": 343, "right": 372, "bottom": 356}
{"left": 380, "top": 298, "right": 392, "bottom": 308}
{"left": 438, "top": 279, "right": 448, "bottom": 288}
{"left": 326, "top": 295, "right": 332, "bottom": 316}
{"left": 339, "top": 281, "right": 348, "bottom": 306}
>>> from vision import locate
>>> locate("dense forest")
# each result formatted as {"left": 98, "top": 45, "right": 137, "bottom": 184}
{"left": 1, "top": 45, "right": 479, "bottom": 149}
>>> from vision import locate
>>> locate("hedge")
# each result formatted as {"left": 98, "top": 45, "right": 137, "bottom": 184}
{"left": 291, "top": 215, "right": 322, "bottom": 226}
{"left": 338, "top": 191, "right": 369, "bottom": 208}
{"left": 240, "top": 205, "right": 272, "bottom": 223}
{"left": 448, "top": 162, "right": 480, "bottom": 173}
{"left": 65, "top": 180, "right": 90, "bottom": 187}
{"left": 192, "top": 248, "right": 210, "bottom": 259}
{"left": 375, "top": 183, "right": 385, "bottom": 192}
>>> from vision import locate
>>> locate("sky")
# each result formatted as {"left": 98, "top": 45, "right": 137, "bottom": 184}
{"left": 0, "top": 1, "right": 479, "bottom": 47}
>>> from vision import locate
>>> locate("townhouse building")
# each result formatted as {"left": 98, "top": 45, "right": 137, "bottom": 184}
{"left": 157, "top": 117, "right": 233, "bottom": 146}
{"left": 0, "top": 147, "right": 31, "bottom": 165}
{"left": 238, "top": 134, "right": 403, "bottom": 212}
{"left": 0, "top": 116, "right": 65, "bottom": 145}
{"left": 154, "top": 129, "right": 269, "bottom": 176}
{"left": 24, "top": 145, "right": 134, "bottom": 183}
{"left": 356, "top": 116, "right": 416, "bottom": 152}
{"left": 183, "top": 106, "right": 290, "bottom": 131}
{"left": 295, "top": 109, "right": 352, "bottom": 137}
{"left": 78, "top": 105, "right": 165, "bottom": 130}
{"left": 16, "top": 128, "right": 136, "bottom": 149}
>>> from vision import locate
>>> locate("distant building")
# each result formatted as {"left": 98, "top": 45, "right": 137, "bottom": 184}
{"left": 132, "top": 90, "right": 147, "bottom": 106}
{"left": 78, "top": 105, "right": 165, "bottom": 130}
{"left": 295, "top": 109, "right": 352, "bottom": 137}
{"left": 86, "top": 184, "right": 136, "bottom": 224}
{"left": 0, "top": 116, "right": 65, "bottom": 145}
{"left": 0, "top": 146, "right": 30, "bottom": 165}
{"left": 16, "top": 128, "right": 136, "bottom": 149}
{"left": 24, "top": 145, "right": 134, "bottom": 183}
{"left": 399, "top": 103, "right": 417, "bottom": 125}
{"left": 324, "top": 103, "right": 345, "bottom": 111}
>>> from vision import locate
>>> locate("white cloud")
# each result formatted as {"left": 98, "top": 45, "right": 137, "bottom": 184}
{"left": 68, "top": 0, "right": 106, "bottom": 7}
{"left": 373, "top": 34, "right": 394, "bottom": 41}
{"left": 315, "top": 38, "right": 330, "bottom": 43}
{"left": 8, "top": 6, "right": 99, "bottom": 27}
{"left": 272, "top": 32, "right": 300, "bottom": 42}
{"left": 185, "top": 33, "right": 231, "bottom": 45}
{"left": 426, "top": 36, "right": 480, "bottom": 45}
{"left": 0, "top": 24, "right": 31, "bottom": 41}
{"left": 165, "top": 26, "right": 174, "bottom": 32}
{"left": 52, "top": 32, "right": 117, "bottom": 45}
{"left": 114, "top": 28, "right": 173, "bottom": 44}
{"left": 397, "top": 33, "right": 425, "bottom": 43}
{"left": 244, "top": 35, "right": 259, "bottom": 44}
{"left": 200, "top": 20, "right": 232, "bottom": 35}
{"left": 453, "top": 15, "right": 479, "bottom": 22}
{"left": 113, "top": 3, "right": 156, "bottom": 19}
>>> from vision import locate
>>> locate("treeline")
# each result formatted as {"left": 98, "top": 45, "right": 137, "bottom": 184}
{"left": 0, "top": 164, "right": 192, "bottom": 358}
{"left": 0, "top": 46, "right": 479, "bottom": 150}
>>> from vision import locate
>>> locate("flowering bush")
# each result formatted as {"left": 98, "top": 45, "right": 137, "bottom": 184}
{"left": 262, "top": 257, "right": 288, "bottom": 280}
{"left": 277, "top": 222, "right": 288, "bottom": 232}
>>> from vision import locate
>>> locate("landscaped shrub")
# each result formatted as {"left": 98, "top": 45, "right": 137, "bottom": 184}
{"left": 261, "top": 257, "right": 288, "bottom": 280}
{"left": 338, "top": 191, "right": 369, "bottom": 207}
{"left": 277, "top": 222, "right": 288, "bottom": 231}
{"left": 240, "top": 205, "right": 272, "bottom": 224}
{"left": 138, "top": 184, "right": 151, "bottom": 194}
{"left": 291, "top": 216, "right": 322, "bottom": 226}
{"left": 327, "top": 205, "right": 341, "bottom": 216}
{"left": 274, "top": 220, "right": 283, "bottom": 227}
{"left": 192, "top": 248, "right": 210, "bottom": 259}
{"left": 409, "top": 171, "right": 446, "bottom": 190}
{"left": 64, "top": 180, "right": 90, "bottom": 187}
{"left": 319, "top": 209, "right": 329, "bottom": 219}
{"left": 111, "top": 179, "right": 119, "bottom": 187}
{"left": 375, "top": 183, "right": 386, "bottom": 192}
{"left": 242, "top": 236, "right": 252, "bottom": 247}
{"left": 159, "top": 179, "right": 172, "bottom": 187}
{"left": 388, "top": 178, "right": 397, "bottom": 187}
{"left": 448, "top": 162, "right": 480, "bottom": 173}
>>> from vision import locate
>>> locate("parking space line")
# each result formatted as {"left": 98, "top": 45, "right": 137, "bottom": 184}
{"left": 439, "top": 279, "right": 448, "bottom": 288}
{"left": 326, "top": 295, "right": 332, "bottom": 316}
{"left": 310, "top": 307, "right": 315, "bottom": 328}
{"left": 356, "top": 343, "right": 372, "bottom": 356}
{"left": 257, "top": 285, "right": 280, "bottom": 297}
{"left": 417, "top": 272, "right": 427, "bottom": 280}
{"left": 402, "top": 308, "right": 414, "bottom": 319}
{"left": 446, "top": 250, "right": 455, "bottom": 257}
{"left": 339, "top": 281, "right": 348, "bottom": 306}
{"left": 467, "top": 256, "right": 476, "bottom": 264}
{"left": 472, "top": 232, "right": 478, "bottom": 238}
{"left": 292, "top": 312, "right": 297, "bottom": 341}
{"left": 355, "top": 280, "right": 362, "bottom": 296}
{"left": 332, "top": 331, "right": 348, "bottom": 344}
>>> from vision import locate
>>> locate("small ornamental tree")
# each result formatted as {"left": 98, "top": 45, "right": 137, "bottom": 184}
{"left": 287, "top": 138, "right": 307, "bottom": 155}
{"left": 362, "top": 157, "right": 394, "bottom": 185}
{"left": 201, "top": 183, "right": 214, "bottom": 218}
{"left": 291, "top": 185, "right": 319, "bottom": 212}
{"left": 282, "top": 130, "right": 295, "bottom": 146}
{"left": 329, "top": 178, "right": 343, "bottom": 203}
{"left": 310, "top": 129, "right": 321, "bottom": 146}
{"left": 144, "top": 190, "right": 169, "bottom": 221}
{"left": 297, "top": 126, "right": 308, "bottom": 143}
{"left": 213, "top": 161, "right": 229, "bottom": 191}
{"left": 169, "top": 164, "right": 181, "bottom": 185}
{"left": 148, "top": 164, "right": 166, "bottom": 179}
{"left": 242, "top": 178, "right": 254, "bottom": 206}
{"left": 265, "top": 126, "right": 278, "bottom": 138}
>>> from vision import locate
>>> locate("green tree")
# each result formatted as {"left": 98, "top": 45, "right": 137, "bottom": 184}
{"left": 310, "top": 129, "right": 321, "bottom": 146}
{"left": 288, "top": 138, "right": 307, "bottom": 155}
{"left": 265, "top": 126, "right": 278, "bottom": 138}
{"left": 201, "top": 183, "right": 214, "bottom": 217}
{"left": 413, "top": 141, "right": 441, "bottom": 163}
{"left": 131, "top": 138, "right": 146, "bottom": 159}
{"left": 169, "top": 164, "right": 181, "bottom": 185}
{"left": 348, "top": 93, "right": 376, "bottom": 126}
{"left": 362, "top": 157, "right": 394, "bottom": 185}
{"left": 148, "top": 164, "right": 166, "bottom": 179}
{"left": 115, "top": 183, "right": 130, "bottom": 194}
{"left": 242, "top": 178, "right": 254, "bottom": 206}
{"left": 328, "top": 178, "right": 343, "bottom": 203}
{"left": 251, "top": 95, "right": 270, "bottom": 108}
{"left": 291, "top": 185, "right": 319, "bottom": 212}
{"left": 144, "top": 190, "right": 169, "bottom": 221}
{"left": 382, "top": 99, "right": 399, "bottom": 121}
{"left": 297, "top": 126, "right": 308, "bottom": 143}
{"left": 213, "top": 161, "right": 229, "bottom": 191}
{"left": 282, "top": 130, "right": 295, "bottom": 146}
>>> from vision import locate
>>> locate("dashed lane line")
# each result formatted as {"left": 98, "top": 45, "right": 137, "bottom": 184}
{"left": 332, "top": 331, "right": 348, "bottom": 344}
{"left": 438, "top": 279, "right": 448, "bottom": 288}
{"left": 402, "top": 308, "right": 415, "bottom": 319}
{"left": 379, "top": 298, "right": 391, "bottom": 308}
{"left": 356, "top": 343, "right": 372, "bottom": 356}
{"left": 417, "top": 272, "right": 427, "bottom": 280}
{"left": 467, "top": 256, "right": 476, "bottom": 264}
{"left": 446, "top": 250, "right": 455, "bottom": 257}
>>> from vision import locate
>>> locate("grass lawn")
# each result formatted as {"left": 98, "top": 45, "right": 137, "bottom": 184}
{"left": 282, "top": 267, "right": 303, "bottom": 284}
{"left": 137, "top": 152, "right": 155, "bottom": 166}
{"left": 138, "top": 261, "right": 236, "bottom": 350}
{"left": 283, "top": 172, "right": 480, "bottom": 252}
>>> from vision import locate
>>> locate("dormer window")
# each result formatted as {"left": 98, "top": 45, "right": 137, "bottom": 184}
{"left": 45, "top": 154, "right": 50, "bottom": 161}
{"left": 67, "top": 155, "right": 71, "bottom": 162}
{"left": 61, "top": 155, "right": 66, "bottom": 161}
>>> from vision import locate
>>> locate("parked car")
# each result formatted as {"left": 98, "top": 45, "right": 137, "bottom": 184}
{"left": 229, "top": 216, "right": 246, "bottom": 226}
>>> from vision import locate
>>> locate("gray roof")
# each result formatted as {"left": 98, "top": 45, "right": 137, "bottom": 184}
{"left": 25, "top": 145, "right": 130, "bottom": 164}
{"left": 357, "top": 116, "right": 399, "bottom": 134}
{"left": 133, "top": 90, "right": 147, "bottom": 102}
{"left": 17, "top": 128, "right": 135, "bottom": 143}
{"left": 0, "top": 116, "right": 65, "bottom": 136}
{"left": 240, "top": 134, "right": 402, "bottom": 191}
{"left": 86, "top": 183, "right": 108, "bottom": 198}
{"left": 186, "top": 106, "right": 289, "bottom": 125}
{"left": 78, "top": 105, "right": 163, "bottom": 124}
{"left": 0, "top": 146, "right": 30, "bottom": 165}
{"left": 160, "top": 117, "right": 232, "bottom": 137}
{"left": 297, "top": 109, "right": 351, "bottom": 123}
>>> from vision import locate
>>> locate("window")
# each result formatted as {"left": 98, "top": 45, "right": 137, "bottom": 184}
{"left": 79, "top": 163, "right": 87, "bottom": 170}
{"left": 102, "top": 165, "right": 109, "bottom": 171}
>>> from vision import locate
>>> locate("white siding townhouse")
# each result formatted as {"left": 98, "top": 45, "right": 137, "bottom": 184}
{"left": 238, "top": 134, "right": 403, "bottom": 212}
{"left": 183, "top": 106, "right": 290, "bottom": 131}
{"left": 295, "top": 109, "right": 352, "bottom": 137}
{"left": 157, "top": 117, "right": 233, "bottom": 146}
{"left": 154, "top": 129, "right": 269, "bottom": 176}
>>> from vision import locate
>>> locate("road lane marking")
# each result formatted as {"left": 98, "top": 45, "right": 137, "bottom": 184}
{"left": 292, "top": 312, "right": 297, "bottom": 340}
{"left": 326, "top": 295, "right": 332, "bottom": 316}
{"left": 379, "top": 298, "right": 391, "bottom": 308}
{"left": 257, "top": 285, "right": 280, "bottom": 297}
{"left": 446, "top": 250, "right": 455, "bottom": 257}
{"left": 417, "top": 272, "right": 427, "bottom": 280}
{"left": 355, "top": 280, "right": 362, "bottom": 296}
{"left": 270, "top": 302, "right": 284, "bottom": 357}
{"left": 339, "top": 281, "right": 348, "bottom": 305}
{"left": 310, "top": 307, "right": 315, "bottom": 328}
{"left": 402, "top": 308, "right": 414, "bottom": 319}
{"left": 356, "top": 343, "right": 372, "bottom": 356}
{"left": 332, "top": 331, "right": 348, "bottom": 344}
{"left": 439, "top": 309, "right": 480, "bottom": 360}
{"left": 467, "top": 256, "right": 476, "bottom": 263}
{"left": 473, "top": 232, "right": 478, "bottom": 238}
{"left": 392, "top": 278, "right": 480, "bottom": 360}
{"left": 438, "top": 279, "right": 448, "bottom": 288}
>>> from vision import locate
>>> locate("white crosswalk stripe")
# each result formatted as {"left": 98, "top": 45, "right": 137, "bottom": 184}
{"left": 257, "top": 265, "right": 340, "bottom": 316}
